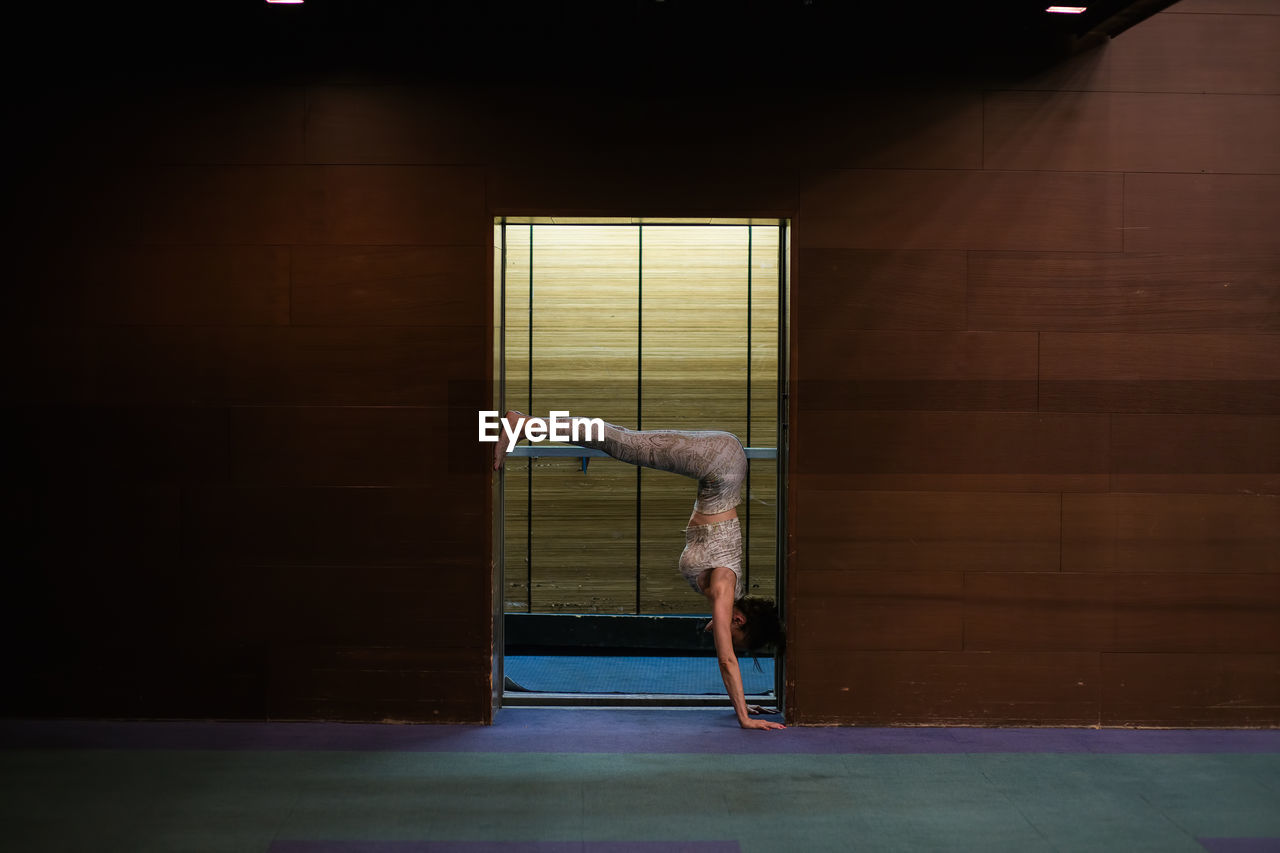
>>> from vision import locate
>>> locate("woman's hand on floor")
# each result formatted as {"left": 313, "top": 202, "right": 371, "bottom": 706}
{"left": 740, "top": 718, "right": 786, "bottom": 731}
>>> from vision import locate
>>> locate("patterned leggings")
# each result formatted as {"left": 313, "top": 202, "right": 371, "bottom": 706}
{"left": 570, "top": 420, "right": 748, "bottom": 514}
{"left": 570, "top": 420, "right": 748, "bottom": 598}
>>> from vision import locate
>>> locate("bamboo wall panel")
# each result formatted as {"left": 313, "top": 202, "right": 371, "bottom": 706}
{"left": 529, "top": 225, "right": 640, "bottom": 418}
{"left": 745, "top": 459, "right": 779, "bottom": 602}
{"left": 292, "top": 245, "right": 487, "bottom": 326}
{"left": 524, "top": 226, "right": 640, "bottom": 613}
{"left": 641, "top": 225, "right": 749, "bottom": 431}
{"left": 504, "top": 458, "right": 530, "bottom": 613}
{"left": 983, "top": 92, "right": 1280, "bottom": 174}
{"left": 505, "top": 224, "right": 781, "bottom": 614}
{"left": 640, "top": 471, "right": 708, "bottom": 614}
{"left": 796, "top": 249, "right": 967, "bottom": 331}
{"left": 530, "top": 459, "right": 636, "bottom": 613}
{"left": 1124, "top": 174, "right": 1280, "bottom": 252}
{"left": 967, "top": 252, "right": 1280, "bottom": 333}
{"left": 1062, "top": 493, "right": 1280, "bottom": 573}
{"left": 749, "top": 226, "right": 782, "bottom": 448}
{"left": 794, "top": 491, "right": 1061, "bottom": 573}
{"left": 1109, "top": 414, "right": 1280, "bottom": 494}
{"left": 798, "top": 170, "right": 1123, "bottom": 252}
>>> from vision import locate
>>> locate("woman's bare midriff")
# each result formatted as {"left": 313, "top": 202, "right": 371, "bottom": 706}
{"left": 689, "top": 507, "right": 738, "bottom": 526}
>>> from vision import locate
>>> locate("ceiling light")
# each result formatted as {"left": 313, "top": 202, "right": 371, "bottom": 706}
{"left": 1045, "top": 5, "right": 1087, "bottom": 12}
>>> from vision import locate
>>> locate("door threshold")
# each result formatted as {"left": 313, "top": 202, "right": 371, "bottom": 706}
{"left": 502, "top": 692, "right": 775, "bottom": 708}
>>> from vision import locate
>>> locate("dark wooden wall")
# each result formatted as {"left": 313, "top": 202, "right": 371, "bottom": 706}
{"left": 791, "top": 0, "right": 1280, "bottom": 725}
{"left": 4, "top": 0, "right": 1276, "bottom": 725}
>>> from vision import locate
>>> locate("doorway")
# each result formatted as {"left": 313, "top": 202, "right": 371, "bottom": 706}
{"left": 493, "top": 217, "right": 789, "bottom": 708}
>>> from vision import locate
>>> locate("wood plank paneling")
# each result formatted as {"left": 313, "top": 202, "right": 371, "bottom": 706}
{"left": 304, "top": 85, "right": 493, "bottom": 165}
{"left": 1110, "top": 414, "right": 1280, "bottom": 494}
{"left": 119, "top": 165, "right": 485, "bottom": 245}
{"left": 967, "top": 252, "right": 1280, "bottom": 333}
{"left": 1062, "top": 493, "right": 1280, "bottom": 573}
{"left": 268, "top": 646, "right": 489, "bottom": 722}
{"left": 794, "top": 491, "right": 1061, "bottom": 573}
{"left": 798, "top": 169, "right": 1123, "bottom": 251}
{"left": 792, "top": 571, "right": 962, "bottom": 651}
{"left": 13, "top": 406, "right": 228, "bottom": 485}
{"left": 74, "top": 326, "right": 486, "bottom": 407}
{"left": 1101, "top": 653, "right": 1280, "bottom": 727}
{"left": 1171, "top": 0, "right": 1280, "bottom": 12}
{"left": 182, "top": 484, "right": 484, "bottom": 567}
{"left": 1040, "top": 332, "right": 1280, "bottom": 413}
{"left": 797, "top": 249, "right": 967, "bottom": 331}
{"left": 1113, "top": 573, "right": 1280, "bottom": 652}
{"left": 792, "top": 650, "right": 1100, "bottom": 725}
{"left": 488, "top": 165, "right": 796, "bottom": 217}
{"left": 964, "top": 573, "right": 1113, "bottom": 652}
{"left": 19, "top": 246, "right": 291, "bottom": 326}
{"left": 796, "top": 90, "right": 983, "bottom": 170}
{"left": 33, "top": 484, "right": 182, "bottom": 574}
{"left": 1099, "top": 13, "right": 1280, "bottom": 95}
{"left": 292, "top": 245, "right": 486, "bottom": 326}
{"left": 231, "top": 406, "right": 469, "bottom": 487}
{"left": 793, "top": 412, "right": 1110, "bottom": 493}
{"left": 125, "top": 86, "right": 306, "bottom": 165}
{"left": 984, "top": 91, "right": 1280, "bottom": 174}
{"left": 797, "top": 330, "right": 1037, "bottom": 411}
{"left": 1125, "top": 174, "right": 1280, "bottom": 253}
{"left": 192, "top": 563, "right": 487, "bottom": 648}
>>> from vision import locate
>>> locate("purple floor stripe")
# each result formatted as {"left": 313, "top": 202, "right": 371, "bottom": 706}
{"left": 1198, "top": 840, "right": 1280, "bottom": 853}
{"left": 270, "top": 844, "right": 739, "bottom": 853}
{"left": 1, "top": 711, "right": 1277, "bottom": 754}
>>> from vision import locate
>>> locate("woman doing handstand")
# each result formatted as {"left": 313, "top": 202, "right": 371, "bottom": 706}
{"left": 493, "top": 411, "right": 785, "bottom": 731}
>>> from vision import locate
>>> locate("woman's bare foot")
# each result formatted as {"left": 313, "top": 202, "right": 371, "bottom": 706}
{"left": 492, "top": 410, "right": 527, "bottom": 470}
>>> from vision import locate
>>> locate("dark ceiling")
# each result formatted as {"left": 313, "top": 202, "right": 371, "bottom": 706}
{"left": 16, "top": 0, "right": 1181, "bottom": 84}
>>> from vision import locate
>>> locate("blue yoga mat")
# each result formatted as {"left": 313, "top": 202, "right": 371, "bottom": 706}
{"left": 504, "top": 655, "right": 775, "bottom": 695}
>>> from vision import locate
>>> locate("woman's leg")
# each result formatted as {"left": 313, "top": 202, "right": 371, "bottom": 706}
{"left": 493, "top": 411, "right": 746, "bottom": 515}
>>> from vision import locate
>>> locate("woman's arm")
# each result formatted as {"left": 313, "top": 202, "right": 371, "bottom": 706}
{"left": 707, "top": 569, "right": 785, "bottom": 731}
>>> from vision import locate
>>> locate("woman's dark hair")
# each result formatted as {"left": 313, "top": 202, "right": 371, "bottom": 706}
{"left": 736, "top": 595, "right": 784, "bottom": 654}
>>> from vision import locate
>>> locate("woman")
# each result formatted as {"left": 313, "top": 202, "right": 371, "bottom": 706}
{"left": 493, "top": 411, "right": 785, "bottom": 731}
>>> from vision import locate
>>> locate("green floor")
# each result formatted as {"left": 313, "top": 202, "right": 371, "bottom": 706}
{"left": 4, "top": 746, "right": 1279, "bottom": 851}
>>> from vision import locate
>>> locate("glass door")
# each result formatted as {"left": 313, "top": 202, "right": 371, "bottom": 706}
{"left": 496, "top": 218, "right": 787, "bottom": 706}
